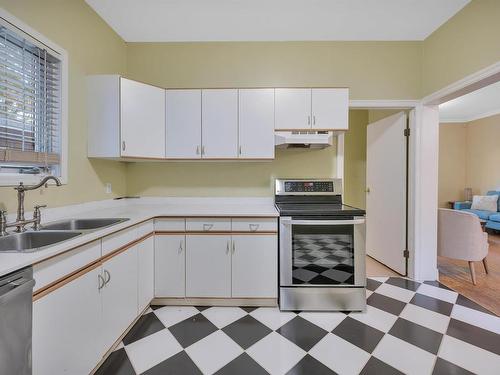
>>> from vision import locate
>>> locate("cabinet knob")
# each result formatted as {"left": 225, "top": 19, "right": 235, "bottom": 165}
{"left": 178, "top": 240, "right": 183, "bottom": 253}
{"left": 238, "top": 146, "right": 242, "bottom": 155}
{"left": 122, "top": 141, "right": 126, "bottom": 151}
{"left": 249, "top": 224, "right": 259, "bottom": 232}
{"left": 203, "top": 224, "right": 213, "bottom": 231}
{"left": 313, "top": 115, "right": 316, "bottom": 125}
{"left": 196, "top": 145, "right": 200, "bottom": 155}
{"left": 98, "top": 274, "right": 105, "bottom": 290}
{"left": 232, "top": 240, "right": 235, "bottom": 254}
{"left": 226, "top": 241, "right": 230, "bottom": 254}
{"left": 308, "top": 116, "right": 311, "bottom": 126}
{"left": 104, "top": 269, "right": 111, "bottom": 285}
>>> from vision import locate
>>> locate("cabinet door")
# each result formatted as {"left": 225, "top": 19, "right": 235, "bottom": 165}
{"left": 138, "top": 237, "right": 154, "bottom": 311}
{"left": 231, "top": 235, "right": 278, "bottom": 298}
{"left": 186, "top": 235, "right": 231, "bottom": 297}
{"left": 311, "top": 88, "right": 349, "bottom": 130}
{"left": 101, "top": 246, "right": 138, "bottom": 349}
{"left": 120, "top": 78, "right": 166, "bottom": 158}
{"left": 201, "top": 89, "right": 238, "bottom": 158}
{"left": 238, "top": 89, "right": 275, "bottom": 159}
{"left": 155, "top": 235, "right": 186, "bottom": 298}
{"left": 275, "top": 88, "right": 311, "bottom": 130}
{"left": 33, "top": 266, "right": 103, "bottom": 375}
{"left": 166, "top": 90, "right": 202, "bottom": 158}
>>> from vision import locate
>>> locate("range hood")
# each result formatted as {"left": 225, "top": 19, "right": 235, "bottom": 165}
{"left": 275, "top": 131, "right": 334, "bottom": 149}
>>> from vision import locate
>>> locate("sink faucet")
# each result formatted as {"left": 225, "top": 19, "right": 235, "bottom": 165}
{"left": 0, "top": 176, "right": 62, "bottom": 235}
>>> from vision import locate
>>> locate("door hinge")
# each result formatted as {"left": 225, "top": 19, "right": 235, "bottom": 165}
{"left": 404, "top": 128, "right": 410, "bottom": 137}
{"left": 403, "top": 249, "right": 410, "bottom": 258}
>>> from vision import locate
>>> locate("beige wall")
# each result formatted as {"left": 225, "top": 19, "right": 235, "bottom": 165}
{"left": 422, "top": 0, "right": 500, "bottom": 96}
{"left": 0, "top": 0, "right": 128, "bottom": 212}
{"left": 438, "top": 113, "right": 500, "bottom": 207}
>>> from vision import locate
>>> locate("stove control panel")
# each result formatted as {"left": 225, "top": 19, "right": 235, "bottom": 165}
{"left": 275, "top": 179, "right": 342, "bottom": 195}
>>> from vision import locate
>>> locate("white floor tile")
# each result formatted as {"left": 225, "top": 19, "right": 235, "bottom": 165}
{"left": 366, "top": 289, "right": 373, "bottom": 298}
{"left": 372, "top": 335, "right": 436, "bottom": 375}
{"left": 185, "top": 331, "right": 243, "bottom": 375}
{"left": 375, "top": 283, "right": 415, "bottom": 303}
{"left": 451, "top": 304, "right": 500, "bottom": 334}
{"left": 349, "top": 305, "right": 398, "bottom": 332}
{"left": 368, "top": 276, "right": 389, "bottom": 282}
{"left": 298, "top": 311, "right": 347, "bottom": 331}
{"left": 246, "top": 332, "right": 306, "bottom": 375}
{"left": 438, "top": 335, "right": 500, "bottom": 375}
{"left": 125, "top": 329, "right": 182, "bottom": 374}
{"left": 416, "top": 283, "right": 458, "bottom": 304}
{"left": 250, "top": 307, "right": 296, "bottom": 330}
{"left": 400, "top": 303, "right": 451, "bottom": 333}
{"left": 309, "top": 333, "right": 370, "bottom": 375}
{"left": 201, "top": 307, "right": 248, "bottom": 329}
{"left": 154, "top": 306, "right": 199, "bottom": 328}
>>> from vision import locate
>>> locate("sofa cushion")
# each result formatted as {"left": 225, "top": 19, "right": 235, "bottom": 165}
{"left": 486, "top": 191, "right": 500, "bottom": 212}
{"left": 471, "top": 195, "right": 498, "bottom": 211}
{"left": 461, "top": 209, "right": 495, "bottom": 220}
{"left": 489, "top": 213, "right": 500, "bottom": 223}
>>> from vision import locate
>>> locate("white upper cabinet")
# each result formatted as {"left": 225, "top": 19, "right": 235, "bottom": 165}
{"left": 275, "top": 88, "right": 311, "bottom": 130}
{"left": 166, "top": 90, "right": 202, "bottom": 158}
{"left": 201, "top": 89, "right": 238, "bottom": 158}
{"left": 311, "top": 88, "right": 349, "bottom": 130}
{"left": 238, "top": 89, "right": 275, "bottom": 159}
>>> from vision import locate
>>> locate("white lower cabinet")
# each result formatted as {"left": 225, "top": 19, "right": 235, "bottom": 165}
{"left": 186, "top": 235, "right": 231, "bottom": 297}
{"left": 155, "top": 235, "right": 186, "bottom": 297}
{"left": 138, "top": 236, "right": 155, "bottom": 311}
{"left": 33, "top": 266, "right": 103, "bottom": 375}
{"left": 231, "top": 235, "right": 277, "bottom": 298}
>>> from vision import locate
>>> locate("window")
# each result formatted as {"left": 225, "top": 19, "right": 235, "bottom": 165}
{"left": 0, "top": 13, "right": 67, "bottom": 185}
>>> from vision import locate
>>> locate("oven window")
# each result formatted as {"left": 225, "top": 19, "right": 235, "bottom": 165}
{"left": 292, "top": 224, "right": 354, "bottom": 285}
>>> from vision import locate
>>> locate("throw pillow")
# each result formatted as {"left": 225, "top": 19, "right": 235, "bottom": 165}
{"left": 471, "top": 195, "right": 498, "bottom": 212}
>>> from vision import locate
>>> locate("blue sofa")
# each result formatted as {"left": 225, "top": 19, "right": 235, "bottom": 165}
{"left": 454, "top": 191, "right": 500, "bottom": 231}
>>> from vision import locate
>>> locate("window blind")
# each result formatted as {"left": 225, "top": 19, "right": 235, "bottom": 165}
{"left": 0, "top": 22, "right": 61, "bottom": 175}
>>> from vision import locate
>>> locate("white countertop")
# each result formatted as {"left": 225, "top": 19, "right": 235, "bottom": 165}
{"left": 0, "top": 197, "right": 278, "bottom": 277}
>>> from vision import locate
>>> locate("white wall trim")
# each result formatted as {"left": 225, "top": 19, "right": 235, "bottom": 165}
{"left": 439, "top": 107, "right": 500, "bottom": 123}
{"left": 349, "top": 100, "right": 420, "bottom": 108}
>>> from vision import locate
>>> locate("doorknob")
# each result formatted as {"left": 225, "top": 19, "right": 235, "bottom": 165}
{"left": 365, "top": 187, "right": 371, "bottom": 193}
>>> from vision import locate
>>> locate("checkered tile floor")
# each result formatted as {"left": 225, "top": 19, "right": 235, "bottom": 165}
{"left": 95, "top": 277, "right": 500, "bottom": 375}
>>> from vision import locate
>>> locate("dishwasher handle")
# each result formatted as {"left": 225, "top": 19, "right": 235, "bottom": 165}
{"left": 0, "top": 277, "right": 35, "bottom": 305}
{"left": 281, "top": 218, "right": 365, "bottom": 226}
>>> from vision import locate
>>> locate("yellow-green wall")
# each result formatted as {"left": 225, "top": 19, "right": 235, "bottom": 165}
{"left": 0, "top": 0, "right": 128, "bottom": 212}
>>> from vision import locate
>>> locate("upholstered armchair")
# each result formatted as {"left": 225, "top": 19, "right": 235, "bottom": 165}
{"left": 438, "top": 208, "right": 489, "bottom": 285}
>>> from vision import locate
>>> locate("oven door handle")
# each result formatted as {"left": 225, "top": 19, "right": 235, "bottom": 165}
{"left": 281, "top": 218, "right": 365, "bottom": 226}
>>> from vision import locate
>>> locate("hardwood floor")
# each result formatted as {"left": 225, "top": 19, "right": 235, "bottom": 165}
{"left": 438, "top": 231, "right": 500, "bottom": 316}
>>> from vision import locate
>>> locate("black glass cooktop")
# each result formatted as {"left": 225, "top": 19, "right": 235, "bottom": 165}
{"left": 275, "top": 203, "right": 365, "bottom": 217}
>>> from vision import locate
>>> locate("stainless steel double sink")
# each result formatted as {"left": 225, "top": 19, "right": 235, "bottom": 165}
{"left": 0, "top": 218, "right": 129, "bottom": 253}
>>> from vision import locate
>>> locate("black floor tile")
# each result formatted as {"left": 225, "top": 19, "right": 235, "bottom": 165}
{"left": 388, "top": 318, "right": 443, "bottom": 354}
{"left": 168, "top": 313, "right": 218, "bottom": 348}
{"left": 386, "top": 277, "right": 420, "bottom": 291}
{"left": 432, "top": 358, "right": 474, "bottom": 375}
{"left": 286, "top": 354, "right": 337, "bottom": 375}
{"left": 366, "top": 278, "right": 382, "bottom": 291}
{"left": 150, "top": 305, "right": 163, "bottom": 310}
{"left": 240, "top": 306, "right": 258, "bottom": 313}
{"left": 303, "top": 264, "right": 329, "bottom": 274}
{"left": 455, "top": 294, "right": 495, "bottom": 315}
{"left": 194, "top": 305, "right": 210, "bottom": 311}
{"left": 215, "top": 353, "right": 269, "bottom": 375}
{"left": 222, "top": 315, "right": 272, "bottom": 349}
{"left": 276, "top": 316, "right": 328, "bottom": 351}
{"left": 367, "top": 293, "right": 406, "bottom": 316}
{"left": 360, "top": 356, "right": 404, "bottom": 375}
{"left": 142, "top": 351, "right": 202, "bottom": 375}
{"left": 410, "top": 293, "right": 454, "bottom": 316}
{"left": 122, "top": 312, "right": 165, "bottom": 346}
{"left": 95, "top": 348, "right": 135, "bottom": 375}
{"left": 446, "top": 318, "right": 500, "bottom": 355}
{"left": 332, "top": 317, "right": 385, "bottom": 353}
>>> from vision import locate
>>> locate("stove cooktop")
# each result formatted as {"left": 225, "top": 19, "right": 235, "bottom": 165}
{"left": 275, "top": 202, "right": 366, "bottom": 217}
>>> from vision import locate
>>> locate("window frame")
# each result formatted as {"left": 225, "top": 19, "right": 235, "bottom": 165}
{"left": 0, "top": 8, "right": 68, "bottom": 187}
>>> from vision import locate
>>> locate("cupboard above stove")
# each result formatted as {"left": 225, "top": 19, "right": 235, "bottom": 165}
{"left": 86, "top": 75, "right": 349, "bottom": 161}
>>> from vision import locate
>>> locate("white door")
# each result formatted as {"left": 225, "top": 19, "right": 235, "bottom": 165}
{"left": 137, "top": 237, "right": 154, "bottom": 311}
{"left": 201, "top": 89, "right": 238, "bottom": 158}
{"left": 120, "top": 78, "right": 165, "bottom": 158}
{"left": 186, "top": 235, "right": 231, "bottom": 297}
{"left": 311, "top": 88, "right": 349, "bottom": 130}
{"left": 366, "top": 112, "right": 407, "bottom": 274}
{"left": 33, "top": 267, "right": 103, "bottom": 375}
{"left": 155, "top": 235, "right": 186, "bottom": 297}
{"left": 238, "top": 89, "right": 275, "bottom": 159}
{"left": 166, "top": 89, "right": 202, "bottom": 158}
{"left": 231, "top": 235, "right": 277, "bottom": 298}
{"left": 275, "top": 88, "right": 311, "bottom": 130}
{"left": 101, "top": 246, "right": 138, "bottom": 348}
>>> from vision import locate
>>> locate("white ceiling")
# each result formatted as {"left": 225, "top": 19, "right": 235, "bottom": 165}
{"left": 85, "top": 0, "right": 469, "bottom": 42}
{"left": 439, "top": 80, "right": 500, "bottom": 123}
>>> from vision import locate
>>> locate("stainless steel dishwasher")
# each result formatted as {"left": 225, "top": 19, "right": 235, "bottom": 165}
{"left": 0, "top": 267, "right": 35, "bottom": 375}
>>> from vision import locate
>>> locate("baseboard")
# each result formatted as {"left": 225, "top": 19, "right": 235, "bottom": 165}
{"left": 152, "top": 297, "right": 278, "bottom": 307}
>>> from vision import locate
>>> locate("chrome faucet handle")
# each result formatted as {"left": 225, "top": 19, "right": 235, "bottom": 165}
{"left": 0, "top": 210, "right": 8, "bottom": 236}
{"left": 32, "top": 205, "right": 47, "bottom": 231}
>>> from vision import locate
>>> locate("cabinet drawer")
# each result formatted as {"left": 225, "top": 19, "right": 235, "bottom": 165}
{"left": 186, "top": 218, "right": 231, "bottom": 232}
{"left": 155, "top": 218, "right": 186, "bottom": 232}
{"left": 102, "top": 227, "right": 136, "bottom": 256}
{"left": 33, "top": 240, "right": 101, "bottom": 292}
{"left": 231, "top": 218, "right": 277, "bottom": 232}
{"left": 136, "top": 220, "right": 154, "bottom": 238}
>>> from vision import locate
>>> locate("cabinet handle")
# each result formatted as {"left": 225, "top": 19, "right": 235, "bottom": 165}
{"left": 308, "top": 116, "right": 311, "bottom": 126}
{"left": 201, "top": 145, "right": 205, "bottom": 155}
{"left": 249, "top": 224, "right": 259, "bottom": 232}
{"left": 104, "top": 270, "right": 111, "bottom": 285}
{"left": 226, "top": 241, "right": 230, "bottom": 254}
{"left": 98, "top": 274, "right": 105, "bottom": 290}
{"left": 178, "top": 240, "right": 183, "bottom": 253}
{"left": 203, "top": 223, "right": 213, "bottom": 231}
{"left": 122, "top": 141, "right": 126, "bottom": 151}
{"left": 313, "top": 115, "right": 316, "bottom": 125}
{"left": 232, "top": 240, "right": 235, "bottom": 254}
{"left": 196, "top": 145, "right": 200, "bottom": 155}
{"left": 238, "top": 146, "right": 242, "bottom": 155}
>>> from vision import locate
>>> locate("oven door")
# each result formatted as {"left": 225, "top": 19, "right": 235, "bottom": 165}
{"left": 280, "top": 216, "right": 365, "bottom": 287}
